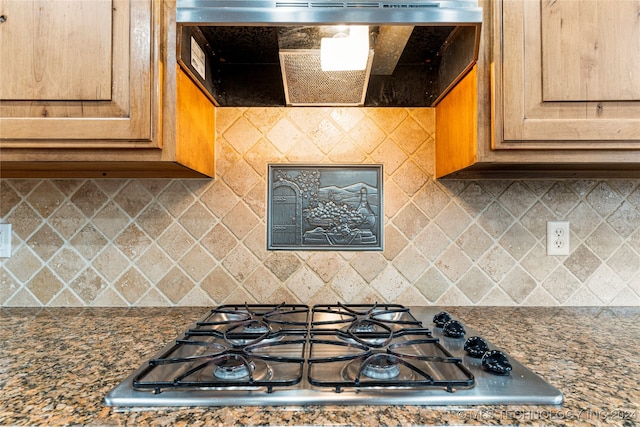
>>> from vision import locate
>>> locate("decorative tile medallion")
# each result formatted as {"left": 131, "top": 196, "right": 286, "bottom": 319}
{"left": 267, "top": 164, "right": 383, "bottom": 250}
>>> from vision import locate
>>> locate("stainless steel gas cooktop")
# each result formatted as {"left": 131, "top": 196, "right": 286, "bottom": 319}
{"left": 105, "top": 303, "right": 563, "bottom": 408}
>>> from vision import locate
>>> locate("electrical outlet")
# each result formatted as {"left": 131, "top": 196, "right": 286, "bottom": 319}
{"left": 547, "top": 220, "right": 569, "bottom": 256}
{"left": 0, "top": 223, "right": 11, "bottom": 258}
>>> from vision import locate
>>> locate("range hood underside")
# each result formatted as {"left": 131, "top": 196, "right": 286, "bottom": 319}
{"left": 179, "top": 24, "right": 478, "bottom": 107}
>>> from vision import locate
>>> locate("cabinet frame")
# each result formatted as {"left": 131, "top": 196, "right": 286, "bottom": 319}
{"left": 495, "top": 0, "right": 640, "bottom": 149}
{"left": 0, "top": 0, "right": 156, "bottom": 146}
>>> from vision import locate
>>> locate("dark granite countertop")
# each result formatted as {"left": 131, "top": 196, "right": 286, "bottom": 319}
{"left": 1, "top": 306, "right": 638, "bottom": 426}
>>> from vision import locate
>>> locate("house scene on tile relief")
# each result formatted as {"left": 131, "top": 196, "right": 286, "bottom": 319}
{"left": 2, "top": 107, "right": 640, "bottom": 307}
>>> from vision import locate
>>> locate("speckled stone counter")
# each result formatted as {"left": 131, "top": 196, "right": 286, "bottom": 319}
{"left": 1, "top": 307, "right": 638, "bottom": 426}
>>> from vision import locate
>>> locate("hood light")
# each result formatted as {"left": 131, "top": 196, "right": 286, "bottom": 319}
{"left": 320, "top": 26, "right": 370, "bottom": 71}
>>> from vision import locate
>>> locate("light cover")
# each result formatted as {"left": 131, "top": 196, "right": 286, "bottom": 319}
{"left": 320, "top": 26, "right": 370, "bottom": 71}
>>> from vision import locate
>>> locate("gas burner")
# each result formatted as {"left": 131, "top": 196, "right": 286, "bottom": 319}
{"left": 359, "top": 354, "right": 401, "bottom": 380}
{"left": 352, "top": 320, "right": 375, "bottom": 333}
{"left": 341, "top": 319, "right": 394, "bottom": 348}
{"left": 342, "top": 354, "right": 417, "bottom": 384}
{"left": 214, "top": 358, "right": 255, "bottom": 380}
{"left": 243, "top": 321, "right": 270, "bottom": 334}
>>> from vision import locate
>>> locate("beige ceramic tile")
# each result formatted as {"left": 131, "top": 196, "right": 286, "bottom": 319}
{"left": 586, "top": 265, "right": 625, "bottom": 304}
{"left": 287, "top": 266, "right": 324, "bottom": 302}
{"left": 371, "top": 140, "right": 408, "bottom": 174}
{"left": 157, "top": 181, "right": 197, "bottom": 218}
{"left": 114, "top": 181, "right": 152, "bottom": 218}
{"left": 542, "top": 182, "right": 581, "bottom": 217}
{"left": 6, "top": 203, "right": 41, "bottom": 240}
{"left": 607, "top": 201, "right": 640, "bottom": 237}
{"left": 393, "top": 245, "right": 428, "bottom": 282}
{"left": 222, "top": 159, "right": 261, "bottom": 197}
{"left": 243, "top": 266, "right": 281, "bottom": 301}
{"left": 563, "top": 245, "right": 601, "bottom": 282}
{"left": 542, "top": 266, "right": 581, "bottom": 303}
{"left": 136, "top": 244, "right": 171, "bottom": 283}
{"left": 157, "top": 267, "right": 195, "bottom": 304}
{"left": 350, "top": 252, "right": 386, "bottom": 282}
{"left": 330, "top": 265, "right": 368, "bottom": 302}
{"left": 392, "top": 203, "right": 429, "bottom": 240}
{"left": 497, "top": 182, "right": 536, "bottom": 218}
{"left": 222, "top": 245, "right": 260, "bottom": 281}
{"left": 113, "top": 268, "right": 150, "bottom": 304}
{"left": 391, "top": 160, "right": 428, "bottom": 197}
{"left": 388, "top": 116, "right": 429, "bottom": 154}
{"left": 222, "top": 202, "right": 259, "bottom": 240}
{"left": 27, "top": 268, "right": 63, "bottom": 304}
{"left": 92, "top": 201, "right": 130, "bottom": 240}
{"left": 498, "top": 266, "right": 537, "bottom": 304}
{"left": 26, "top": 181, "right": 65, "bottom": 218}
{"left": 413, "top": 267, "right": 450, "bottom": 303}
{"left": 288, "top": 108, "right": 326, "bottom": 133}
{"left": 201, "top": 224, "right": 238, "bottom": 261}
{"left": 0, "top": 268, "right": 20, "bottom": 304}
{"left": 263, "top": 252, "right": 302, "bottom": 281}
{"left": 435, "top": 245, "right": 472, "bottom": 282}
{"left": 370, "top": 267, "right": 410, "bottom": 302}
{"left": 49, "top": 289, "right": 84, "bottom": 307}
{"left": 266, "top": 117, "right": 307, "bottom": 154}
{"left": 200, "top": 180, "right": 240, "bottom": 219}
{"left": 113, "top": 224, "right": 152, "bottom": 261}
{"left": 365, "top": 108, "right": 407, "bottom": 133}
{"left": 179, "top": 202, "right": 216, "bottom": 239}
{"left": 27, "top": 225, "right": 63, "bottom": 261}
{"left": 329, "top": 108, "right": 365, "bottom": 132}
{"left": 71, "top": 268, "right": 108, "bottom": 304}
{"left": 3, "top": 107, "right": 640, "bottom": 308}
{"left": 223, "top": 116, "right": 263, "bottom": 153}
{"left": 456, "top": 266, "right": 493, "bottom": 303}
{"left": 200, "top": 267, "right": 239, "bottom": 304}
{"left": 92, "top": 246, "right": 132, "bottom": 288}
{"left": 136, "top": 202, "right": 174, "bottom": 240}
{"left": 348, "top": 116, "right": 386, "bottom": 154}
{"left": 0, "top": 181, "right": 21, "bottom": 218}
{"left": 395, "top": 285, "right": 429, "bottom": 306}
{"left": 156, "top": 223, "right": 196, "bottom": 261}
{"left": 179, "top": 245, "right": 215, "bottom": 282}
{"left": 499, "top": 223, "right": 536, "bottom": 261}
{"left": 4, "top": 246, "right": 42, "bottom": 282}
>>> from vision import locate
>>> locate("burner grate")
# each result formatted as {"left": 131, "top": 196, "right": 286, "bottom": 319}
{"left": 130, "top": 303, "right": 474, "bottom": 395}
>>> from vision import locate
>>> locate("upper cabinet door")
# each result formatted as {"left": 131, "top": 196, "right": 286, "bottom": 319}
{"left": 0, "top": 0, "right": 155, "bottom": 144}
{"left": 497, "top": 0, "right": 640, "bottom": 148}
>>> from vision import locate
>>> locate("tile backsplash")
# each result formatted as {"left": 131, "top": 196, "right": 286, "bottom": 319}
{"left": 2, "top": 107, "right": 640, "bottom": 307}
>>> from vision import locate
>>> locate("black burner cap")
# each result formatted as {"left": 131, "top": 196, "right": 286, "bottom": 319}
{"left": 442, "top": 319, "right": 465, "bottom": 338}
{"left": 432, "top": 311, "right": 452, "bottom": 328}
{"left": 482, "top": 350, "right": 512, "bottom": 375}
{"left": 464, "top": 336, "right": 489, "bottom": 358}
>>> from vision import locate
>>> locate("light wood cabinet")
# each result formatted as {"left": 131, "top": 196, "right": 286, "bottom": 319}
{"left": 0, "top": 0, "right": 215, "bottom": 178}
{"left": 436, "top": 0, "right": 640, "bottom": 178}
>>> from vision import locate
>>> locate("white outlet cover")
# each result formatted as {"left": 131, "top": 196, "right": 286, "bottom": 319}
{"left": 546, "top": 220, "right": 569, "bottom": 256}
{"left": 0, "top": 223, "right": 11, "bottom": 258}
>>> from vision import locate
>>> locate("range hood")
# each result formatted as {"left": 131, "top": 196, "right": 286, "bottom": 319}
{"left": 176, "top": 0, "right": 482, "bottom": 107}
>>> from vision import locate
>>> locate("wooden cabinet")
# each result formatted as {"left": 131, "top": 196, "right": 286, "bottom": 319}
{"left": 436, "top": 0, "right": 640, "bottom": 178}
{"left": 0, "top": 0, "right": 215, "bottom": 178}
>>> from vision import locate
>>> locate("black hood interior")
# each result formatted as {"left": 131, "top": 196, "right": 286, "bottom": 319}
{"left": 179, "top": 24, "right": 478, "bottom": 107}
